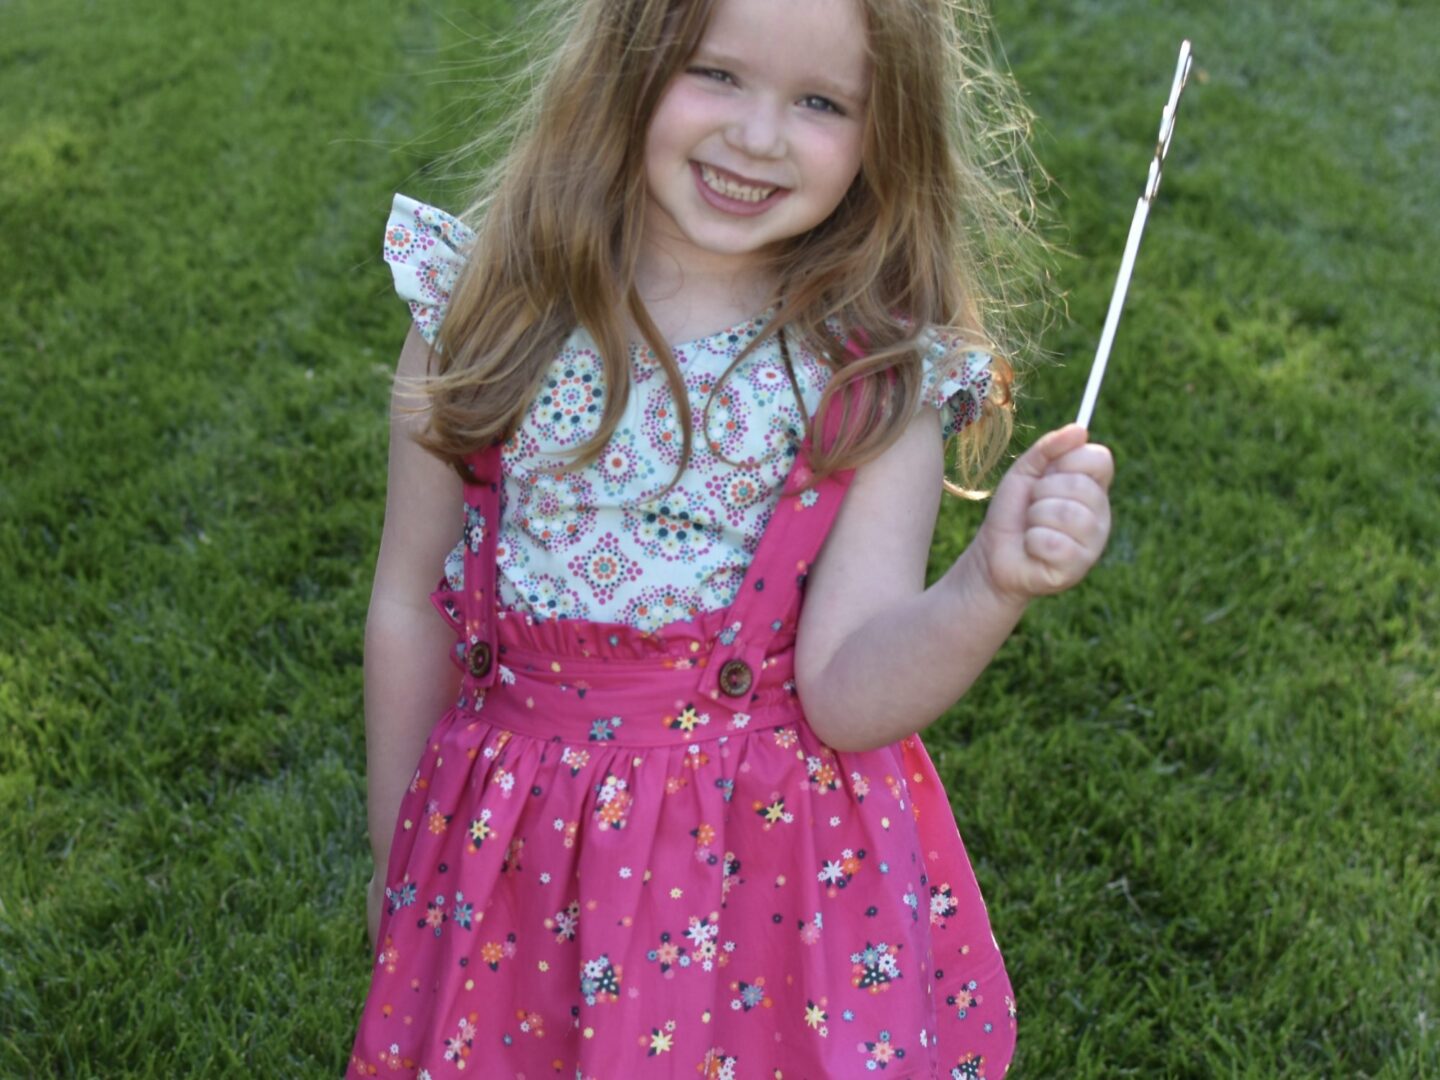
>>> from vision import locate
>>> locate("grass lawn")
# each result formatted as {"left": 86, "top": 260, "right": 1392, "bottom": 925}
{"left": 1, "top": 0, "right": 1435, "bottom": 1075}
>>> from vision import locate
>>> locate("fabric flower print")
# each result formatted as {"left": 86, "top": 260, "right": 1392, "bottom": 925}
{"left": 694, "top": 369, "right": 753, "bottom": 460}
{"left": 567, "top": 531, "right": 643, "bottom": 606}
{"left": 464, "top": 505, "right": 486, "bottom": 554}
{"left": 902, "top": 885, "right": 920, "bottom": 921}
{"left": 951, "top": 1052, "right": 986, "bottom": 1079}
{"left": 480, "top": 933, "right": 518, "bottom": 972}
{"left": 450, "top": 892, "right": 475, "bottom": 932}
{"left": 466, "top": 809, "right": 494, "bottom": 854}
{"left": 860, "top": 1029, "right": 906, "bottom": 1070}
{"left": 740, "top": 351, "right": 793, "bottom": 406}
{"left": 588, "top": 716, "right": 622, "bottom": 742}
{"left": 640, "top": 381, "right": 686, "bottom": 466}
{"left": 425, "top": 799, "right": 451, "bottom": 836}
{"left": 683, "top": 912, "right": 720, "bottom": 953}
{"left": 514, "top": 471, "right": 596, "bottom": 552}
{"left": 646, "top": 930, "right": 690, "bottom": 975}
{"left": 805, "top": 751, "right": 842, "bottom": 794}
{"left": 511, "top": 572, "right": 587, "bottom": 620}
{"left": 625, "top": 487, "right": 720, "bottom": 563}
{"left": 545, "top": 900, "right": 579, "bottom": 943}
{"left": 514, "top": 1010, "right": 546, "bottom": 1039}
{"left": 384, "top": 880, "right": 417, "bottom": 917}
{"left": 646, "top": 1023, "right": 676, "bottom": 1056}
{"left": 618, "top": 583, "right": 702, "bottom": 632}
{"left": 947, "top": 978, "right": 983, "bottom": 1019}
{"left": 593, "top": 774, "right": 633, "bottom": 831}
{"left": 592, "top": 427, "right": 658, "bottom": 499}
{"left": 703, "top": 467, "right": 769, "bottom": 527}
{"left": 697, "top": 1047, "right": 739, "bottom": 1080}
{"left": 664, "top": 703, "right": 711, "bottom": 735}
{"left": 493, "top": 766, "right": 516, "bottom": 797}
{"left": 729, "top": 976, "right": 770, "bottom": 1012}
{"left": 804, "top": 999, "right": 829, "bottom": 1034}
{"left": 930, "top": 882, "right": 960, "bottom": 928}
{"left": 850, "top": 941, "right": 903, "bottom": 993}
{"left": 383, "top": 217, "right": 422, "bottom": 263}
{"left": 818, "top": 847, "right": 866, "bottom": 892}
{"left": 691, "top": 823, "right": 718, "bottom": 864}
{"left": 753, "top": 793, "right": 794, "bottom": 830}
{"left": 579, "top": 954, "right": 622, "bottom": 1005}
{"left": 442, "top": 1014, "right": 479, "bottom": 1067}
{"left": 533, "top": 347, "right": 604, "bottom": 447}
{"left": 850, "top": 770, "right": 871, "bottom": 802}
{"left": 421, "top": 894, "right": 449, "bottom": 938}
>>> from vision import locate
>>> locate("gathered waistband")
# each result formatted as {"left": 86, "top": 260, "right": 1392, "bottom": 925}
{"left": 450, "top": 612, "right": 804, "bottom": 749}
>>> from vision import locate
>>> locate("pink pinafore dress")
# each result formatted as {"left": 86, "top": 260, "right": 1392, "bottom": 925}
{"left": 347, "top": 420, "right": 1017, "bottom": 1078}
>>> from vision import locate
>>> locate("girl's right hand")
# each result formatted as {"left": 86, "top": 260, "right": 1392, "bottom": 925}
{"left": 974, "top": 424, "right": 1114, "bottom": 603}
{"left": 366, "top": 872, "right": 386, "bottom": 955}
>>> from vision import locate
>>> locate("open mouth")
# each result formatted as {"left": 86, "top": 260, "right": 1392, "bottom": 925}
{"left": 697, "top": 163, "right": 781, "bottom": 204}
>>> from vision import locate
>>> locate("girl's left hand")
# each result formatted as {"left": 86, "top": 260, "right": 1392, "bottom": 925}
{"left": 974, "top": 424, "right": 1114, "bottom": 602}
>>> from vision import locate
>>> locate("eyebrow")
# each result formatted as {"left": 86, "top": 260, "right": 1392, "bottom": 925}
{"left": 691, "top": 49, "right": 869, "bottom": 106}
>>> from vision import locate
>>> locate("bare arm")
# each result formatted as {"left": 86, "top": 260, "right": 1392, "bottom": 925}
{"left": 364, "top": 326, "right": 465, "bottom": 882}
{"left": 795, "top": 413, "right": 1113, "bottom": 752}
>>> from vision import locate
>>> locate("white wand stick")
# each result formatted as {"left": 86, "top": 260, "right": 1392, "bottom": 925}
{"left": 1075, "top": 40, "right": 1194, "bottom": 430}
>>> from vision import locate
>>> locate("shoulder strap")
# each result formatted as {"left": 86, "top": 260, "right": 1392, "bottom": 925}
{"left": 456, "top": 446, "right": 503, "bottom": 689}
{"left": 694, "top": 381, "right": 862, "bottom": 703}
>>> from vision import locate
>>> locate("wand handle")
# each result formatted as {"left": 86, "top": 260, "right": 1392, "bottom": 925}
{"left": 1074, "top": 39, "right": 1192, "bottom": 429}
{"left": 1076, "top": 196, "right": 1150, "bottom": 429}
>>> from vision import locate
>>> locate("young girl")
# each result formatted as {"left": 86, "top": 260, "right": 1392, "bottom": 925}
{"left": 350, "top": 0, "right": 1112, "bottom": 1076}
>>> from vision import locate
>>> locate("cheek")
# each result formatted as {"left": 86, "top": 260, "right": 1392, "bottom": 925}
{"left": 643, "top": 99, "right": 684, "bottom": 178}
{"left": 803, "top": 133, "right": 864, "bottom": 198}
{"left": 646, "top": 86, "right": 718, "bottom": 163}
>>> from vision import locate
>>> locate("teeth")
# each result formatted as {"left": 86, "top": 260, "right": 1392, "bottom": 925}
{"left": 700, "top": 164, "right": 777, "bottom": 203}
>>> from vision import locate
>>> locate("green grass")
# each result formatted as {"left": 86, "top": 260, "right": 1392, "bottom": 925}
{"left": 1, "top": 0, "right": 1435, "bottom": 1075}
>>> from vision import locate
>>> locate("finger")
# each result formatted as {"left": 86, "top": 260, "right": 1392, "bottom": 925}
{"left": 1009, "top": 424, "right": 1090, "bottom": 482}
{"left": 1032, "top": 471, "right": 1109, "bottom": 509}
{"left": 1028, "top": 497, "right": 1109, "bottom": 549}
{"left": 1022, "top": 525, "right": 1090, "bottom": 579}
{"left": 1045, "top": 442, "right": 1115, "bottom": 488}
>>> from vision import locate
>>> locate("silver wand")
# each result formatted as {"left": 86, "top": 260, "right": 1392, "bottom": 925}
{"left": 1075, "top": 40, "right": 1194, "bottom": 429}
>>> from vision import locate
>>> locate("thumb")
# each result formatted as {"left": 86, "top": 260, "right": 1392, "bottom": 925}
{"left": 1008, "top": 424, "right": 1090, "bottom": 480}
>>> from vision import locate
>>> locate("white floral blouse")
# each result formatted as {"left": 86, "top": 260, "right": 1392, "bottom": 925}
{"left": 383, "top": 193, "right": 993, "bottom": 630}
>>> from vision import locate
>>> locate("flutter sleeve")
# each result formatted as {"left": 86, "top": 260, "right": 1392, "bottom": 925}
{"left": 917, "top": 331, "right": 994, "bottom": 440}
{"left": 382, "top": 193, "right": 475, "bottom": 345}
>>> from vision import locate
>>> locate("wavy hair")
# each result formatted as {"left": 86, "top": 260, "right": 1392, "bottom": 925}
{"left": 412, "top": 0, "right": 1054, "bottom": 496}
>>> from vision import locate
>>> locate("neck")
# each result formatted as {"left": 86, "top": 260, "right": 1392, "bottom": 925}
{"left": 633, "top": 217, "right": 777, "bottom": 348}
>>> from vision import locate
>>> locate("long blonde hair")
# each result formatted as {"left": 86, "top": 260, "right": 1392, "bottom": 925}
{"left": 413, "top": 0, "right": 1054, "bottom": 496}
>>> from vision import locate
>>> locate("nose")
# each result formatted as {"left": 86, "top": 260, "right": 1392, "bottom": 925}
{"left": 724, "top": 99, "right": 785, "bottom": 159}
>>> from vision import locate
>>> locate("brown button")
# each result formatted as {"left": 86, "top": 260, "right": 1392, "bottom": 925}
{"left": 466, "top": 640, "right": 493, "bottom": 679}
{"left": 718, "top": 658, "right": 753, "bottom": 698}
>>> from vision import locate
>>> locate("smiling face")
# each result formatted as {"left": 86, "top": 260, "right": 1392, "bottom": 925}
{"left": 642, "top": 0, "right": 870, "bottom": 279}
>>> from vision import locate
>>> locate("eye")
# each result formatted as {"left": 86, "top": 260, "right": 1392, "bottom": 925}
{"left": 799, "top": 94, "right": 844, "bottom": 116}
{"left": 688, "top": 66, "right": 735, "bottom": 85}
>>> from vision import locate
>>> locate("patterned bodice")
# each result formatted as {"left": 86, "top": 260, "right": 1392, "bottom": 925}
{"left": 383, "top": 193, "right": 992, "bottom": 629}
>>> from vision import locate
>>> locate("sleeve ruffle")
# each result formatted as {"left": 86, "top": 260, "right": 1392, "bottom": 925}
{"left": 917, "top": 331, "right": 994, "bottom": 440}
{"left": 382, "top": 193, "right": 475, "bottom": 345}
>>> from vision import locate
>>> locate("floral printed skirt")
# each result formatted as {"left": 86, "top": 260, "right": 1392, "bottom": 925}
{"left": 346, "top": 607, "right": 1016, "bottom": 1079}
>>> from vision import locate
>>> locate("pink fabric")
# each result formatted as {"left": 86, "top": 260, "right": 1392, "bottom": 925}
{"left": 348, "top": 428, "right": 1016, "bottom": 1078}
